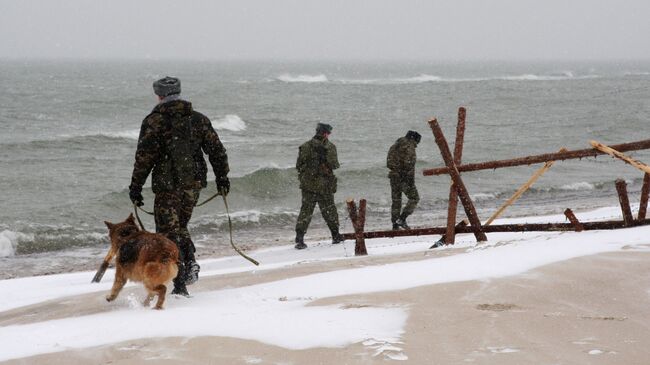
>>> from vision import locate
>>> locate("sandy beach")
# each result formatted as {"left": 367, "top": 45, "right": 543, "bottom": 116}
{"left": 1, "top": 211, "right": 649, "bottom": 364}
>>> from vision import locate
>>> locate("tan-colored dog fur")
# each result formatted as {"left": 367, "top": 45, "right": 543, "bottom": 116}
{"left": 103, "top": 214, "right": 179, "bottom": 309}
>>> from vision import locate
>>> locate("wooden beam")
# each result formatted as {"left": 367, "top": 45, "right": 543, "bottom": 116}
{"left": 615, "top": 179, "right": 634, "bottom": 227}
{"left": 590, "top": 140, "right": 650, "bottom": 174}
{"left": 423, "top": 139, "right": 650, "bottom": 176}
{"left": 563, "top": 208, "right": 584, "bottom": 232}
{"left": 639, "top": 173, "right": 650, "bottom": 220}
{"left": 429, "top": 119, "right": 487, "bottom": 242}
{"left": 342, "top": 218, "right": 650, "bottom": 240}
{"left": 445, "top": 107, "right": 466, "bottom": 244}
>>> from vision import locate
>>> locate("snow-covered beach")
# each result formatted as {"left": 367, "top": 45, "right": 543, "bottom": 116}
{"left": 1, "top": 206, "right": 649, "bottom": 364}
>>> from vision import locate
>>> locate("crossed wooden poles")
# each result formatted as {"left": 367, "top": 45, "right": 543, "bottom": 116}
{"left": 343, "top": 107, "right": 650, "bottom": 256}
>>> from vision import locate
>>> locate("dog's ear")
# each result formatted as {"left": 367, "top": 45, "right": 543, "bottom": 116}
{"left": 104, "top": 221, "right": 114, "bottom": 230}
{"left": 126, "top": 213, "right": 136, "bottom": 225}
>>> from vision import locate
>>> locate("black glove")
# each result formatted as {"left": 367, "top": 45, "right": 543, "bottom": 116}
{"left": 129, "top": 186, "right": 144, "bottom": 207}
{"left": 216, "top": 176, "right": 230, "bottom": 195}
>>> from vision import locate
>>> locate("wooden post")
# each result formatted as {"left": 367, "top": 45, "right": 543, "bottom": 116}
{"left": 346, "top": 199, "right": 368, "bottom": 256}
{"left": 429, "top": 119, "right": 487, "bottom": 242}
{"left": 615, "top": 179, "right": 634, "bottom": 227}
{"left": 590, "top": 140, "right": 650, "bottom": 174}
{"left": 445, "top": 107, "right": 466, "bottom": 245}
{"left": 355, "top": 199, "right": 368, "bottom": 256}
{"left": 484, "top": 148, "right": 567, "bottom": 226}
{"left": 639, "top": 173, "right": 650, "bottom": 220}
{"left": 563, "top": 208, "right": 584, "bottom": 232}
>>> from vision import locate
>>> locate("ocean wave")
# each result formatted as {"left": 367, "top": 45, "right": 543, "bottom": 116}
{"left": 212, "top": 114, "right": 247, "bottom": 132}
{"left": 471, "top": 193, "right": 498, "bottom": 201}
{"left": 57, "top": 130, "right": 140, "bottom": 141}
{"left": 233, "top": 166, "right": 297, "bottom": 197}
{"left": 559, "top": 182, "right": 595, "bottom": 191}
{"left": 193, "top": 209, "right": 298, "bottom": 231}
{"left": 339, "top": 74, "right": 442, "bottom": 85}
{"left": 335, "top": 73, "right": 598, "bottom": 85}
{"left": 624, "top": 71, "right": 650, "bottom": 76}
{"left": 0, "top": 230, "right": 27, "bottom": 257}
{"left": 276, "top": 74, "right": 329, "bottom": 83}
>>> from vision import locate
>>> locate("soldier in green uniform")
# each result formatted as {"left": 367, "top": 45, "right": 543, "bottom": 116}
{"left": 387, "top": 130, "right": 421, "bottom": 230}
{"left": 294, "top": 123, "right": 344, "bottom": 249}
{"left": 128, "top": 76, "right": 230, "bottom": 297}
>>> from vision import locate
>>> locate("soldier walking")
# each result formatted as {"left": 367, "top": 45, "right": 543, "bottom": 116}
{"left": 294, "top": 123, "right": 344, "bottom": 249}
{"left": 129, "top": 76, "right": 230, "bottom": 296}
{"left": 387, "top": 130, "right": 421, "bottom": 230}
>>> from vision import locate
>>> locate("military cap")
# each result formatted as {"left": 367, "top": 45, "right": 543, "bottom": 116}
{"left": 153, "top": 76, "right": 181, "bottom": 97}
{"left": 406, "top": 130, "right": 422, "bottom": 143}
{"left": 316, "top": 123, "right": 333, "bottom": 134}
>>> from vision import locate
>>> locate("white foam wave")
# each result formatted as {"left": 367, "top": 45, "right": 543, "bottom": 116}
{"left": 98, "top": 130, "right": 140, "bottom": 140}
{"left": 57, "top": 130, "right": 140, "bottom": 140}
{"left": 624, "top": 71, "right": 650, "bottom": 76}
{"left": 471, "top": 193, "right": 498, "bottom": 201}
{"left": 339, "top": 74, "right": 441, "bottom": 85}
{"left": 0, "top": 230, "right": 28, "bottom": 257}
{"left": 560, "top": 182, "right": 595, "bottom": 191}
{"left": 335, "top": 73, "right": 597, "bottom": 85}
{"left": 276, "top": 74, "right": 328, "bottom": 83}
{"left": 212, "top": 114, "right": 247, "bottom": 132}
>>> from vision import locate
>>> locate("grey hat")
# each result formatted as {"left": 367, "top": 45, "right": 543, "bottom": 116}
{"left": 316, "top": 122, "right": 333, "bottom": 134}
{"left": 153, "top": 76, "right": 181, "bottom": 97}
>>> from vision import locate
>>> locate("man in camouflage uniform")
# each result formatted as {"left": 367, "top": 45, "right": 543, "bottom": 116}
{"left": 387, "top": 130, "right": 421, "bottom": 230}
{"left": 294, "top": 123, "right": 344, "bottom": 250}
{"left": 129, "top": 76, "right": 229, "bottom": 297}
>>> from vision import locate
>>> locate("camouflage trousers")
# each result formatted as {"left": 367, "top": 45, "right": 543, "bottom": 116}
{"left": 295, "top": 190, "right": 340, "bottom": 236}
{"left": 389, "top": 173, "right": 420, "bottom": 223}
{"left": 154, "top": 189, "right": 201, "bottom": 263}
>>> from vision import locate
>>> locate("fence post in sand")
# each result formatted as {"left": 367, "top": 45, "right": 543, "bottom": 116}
{"left": 639, "top": 173, "right": 650, "bottom": 220}
{"left": 444, "top": 107, "right": 467, "bottom": 245}
{"left": 429, "top": 119, "right": 487, "bottom": 242}
{"left": 615, "top": 179, "right": 634, "bottom": 227}
{"left": 346, "top": 199, "right": 368, "bottom": 256}
{"left": 563, "top": 208, "right": 584, "bottom": 232}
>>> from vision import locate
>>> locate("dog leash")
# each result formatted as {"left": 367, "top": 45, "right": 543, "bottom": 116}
{"left": 132, "top": 189, "right": 218, "bottom": 231}
{"left": 219, "top": 192, "right": 259, "bottom": 266}
{"left": 132, "top": 191, "right": 259, "bottom": 266}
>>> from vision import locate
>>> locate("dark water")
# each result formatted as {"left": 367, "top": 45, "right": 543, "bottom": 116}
{"left": 1, "top": 60, "right": 649, "bottom": 278}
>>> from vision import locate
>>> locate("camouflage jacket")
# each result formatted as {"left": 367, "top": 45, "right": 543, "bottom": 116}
{"left": 387, "top": 137, "right": 417, "bottom": 178}
{"left": 130, "top": 100, "right": 229, "bottom": 193}
{"left": 296, "top": 135, "right": 340, "bottom": 194}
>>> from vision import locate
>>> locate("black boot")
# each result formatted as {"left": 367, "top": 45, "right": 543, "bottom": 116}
{"left": 185, "top": 261, "right": 200, "bottom": 285}
{"left": 392, "top": 222, "right": 401, "bottom": 230}
{"left": 171, "top": 262, "right": 191, "bottom": 297}
{"left": 396, "top": 216, "right": 410, "bottom": 230}
{"left": 331, "top": 232, "right": 344, "bottom": 244}
{"left": 294, "top": 233, "right": 307, "bottom": 250}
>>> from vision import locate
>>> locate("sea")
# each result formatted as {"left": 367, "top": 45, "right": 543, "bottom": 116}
{"left": 1, "top": 59, "right": 649, "bottom": 279}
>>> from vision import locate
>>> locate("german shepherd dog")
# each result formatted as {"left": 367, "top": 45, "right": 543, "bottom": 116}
{"left": 102, "top": 214, "right": 179, "bottom": 309}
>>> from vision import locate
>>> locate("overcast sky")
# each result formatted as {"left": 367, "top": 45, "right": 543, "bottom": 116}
{"left": 1, "top": 0, "right": 649, "bottom": 61}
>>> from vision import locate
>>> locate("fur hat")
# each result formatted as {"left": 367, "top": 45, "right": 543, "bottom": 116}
{"left": 153, "top": 76, "right": 181, "bottom": 97}
{"left": 406, "top": 130, "right": 421, "bottom": 143}
{"left": 316, "top": 123, "right": 333, "bottom": 134}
